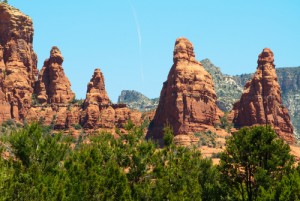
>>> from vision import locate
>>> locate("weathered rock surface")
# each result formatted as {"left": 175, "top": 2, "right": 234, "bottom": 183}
{"left": 118, "top": 90, "right": 159, "bottom": 112}
{"left": 0, "top": 3, "right": 38, "bottom": 120}
{"left": 201, "top": 59, "right": 244, "bottom": 112}
{"left": 146, "top": 38, "right": 223, "bottom": 143}
{"left": 232, "top": 67, "right": 300, "bottom": 138}
{"left": 26, "top": 104, "right": 81, "bottom": 129}
{"left": 26, "top": 46, "right": 77, "bottom": 129}
{"left": 35, "top": 46, "right": 75, "bottom": 104}
{"left": 233, "top": 48, "right": 295, "bottom": 144}
{"left": 81, "top": 69, "right": 141, "bottom": 130}
{"left": 0, "top": 3, "right": 142, "bottom": 132}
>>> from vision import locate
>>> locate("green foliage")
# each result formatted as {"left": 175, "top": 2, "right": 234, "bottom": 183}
{"left": 163, "top": 123, "right": 174, "bottom": 147}
{"left": 0, "top": 122, "right": 226, "bottom": 200}
{"left": 195, "top": 130, "right": 217, "bottom": 147}
{"left": 31, "top": 94, "right": 39, "bottom": 105}
{"left": 2, "top": 123, "right": 299, "bottom": 200}
{"left": 70, "top": 97, "right": 84, "bottom": 105}
{"left": 0, "top": 119, "right": 22, "bottom": 133}
{"left": 71, "top": 123, "right": 82, "bottom": 130}
{"left": 124, "top": 119, "right": 135, "bottom": 131}
{"left": 219, "top": 113, "right": 232, "bottom": 132}
{"left": 0, "top": 123, "right": 70, "bottom": 200}
{"left": 219, "top": 126, "right": 295, "bottom": 201}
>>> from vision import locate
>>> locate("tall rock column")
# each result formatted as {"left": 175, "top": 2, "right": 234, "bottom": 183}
{"left": 0, "top": 3, "right": 38, "bottom": 120}
{"left": 35, "top": 46, "right": 75, "bottom": 104}
{"left": 146, "top": 37, "right": 222, "bottom": 143}
{"left": 81, "top": 68, "right": 111, "bottom": 128}
{"left": 233, "top": 48, "right": 295, "bottom": 144}
{"left": 81, "top": 69, "right": 141, "bottom": 130}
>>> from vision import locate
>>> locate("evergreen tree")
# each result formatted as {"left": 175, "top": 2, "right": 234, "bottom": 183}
{"left": 219, "top": 126, "right": 294, "bottom": 201}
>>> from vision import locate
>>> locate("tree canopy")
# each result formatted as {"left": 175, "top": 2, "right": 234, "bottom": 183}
{"left": 0, "top": 123, "right": 299, "bottom": 200}
{"left": 219, "top": 125, "right": 297, "bottom": 201}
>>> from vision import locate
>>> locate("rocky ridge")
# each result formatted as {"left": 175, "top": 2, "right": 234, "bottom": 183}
{"left": 0, "top": 3, "right": 141, "bottom": 133}
{"left": 118, "top": 90, "right": 158, "bottom": 112}
{"left": 201, "top": 59, "right": 243, "bottom": 112}
{"left": 121, "top": 60, "right": 300, "bottom": 140}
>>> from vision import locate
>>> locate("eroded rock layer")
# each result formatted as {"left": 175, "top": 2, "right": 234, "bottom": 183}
{"left": 146, "top": 37, "right": 222, "bottom": 143}
{"left": 233, "top": 48, "right": 295, "bottom": 144}
{"left": 0, "top": 3, "right": 38, "bottom": 120}
{"left": 81, "top": 69, "right": 141, "bottom": 130}
{"left": 35, "top": 46, "right": 75, "bottom": 104}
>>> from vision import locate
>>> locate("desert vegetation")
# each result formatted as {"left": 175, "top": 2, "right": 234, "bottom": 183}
{"left": 1, "top": 122, "right": 300, "bottom": 200}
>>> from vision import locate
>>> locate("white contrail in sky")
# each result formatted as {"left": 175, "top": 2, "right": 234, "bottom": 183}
{"left": 129, "top": 0, "right": 144, "bottom": 82}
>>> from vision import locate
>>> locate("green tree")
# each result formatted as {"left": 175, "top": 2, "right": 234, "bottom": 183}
{"left": 0, "top": 123, "right": 70, "bottom": 200}
{"left": 219, "top": 126, "right": 294, "bottom": 201}
{"left": 64, "top": 133, "right": 132, "bottom": 200}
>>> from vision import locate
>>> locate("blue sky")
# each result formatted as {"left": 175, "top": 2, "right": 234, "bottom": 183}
{"left": 8, "top": 0, "right": 300, "bottom": 102}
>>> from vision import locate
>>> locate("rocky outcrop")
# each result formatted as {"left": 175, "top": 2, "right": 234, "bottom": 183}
{"left": 80, "top": 68, "right": 110, "bottom": 128}
{"left": 146, "top": 38, "right": 222, "bottom": 143}
{"left": 26, "top": 46, "right": 77, "bottom": 129}
{"left": 35, "top": 46, "right": 75, "bottom": 104}
{"left": 233, "top": 48, "right": 295, "bottom": 144}
{"left": 118, "top": 90, "right": 158, "bottom": 112}
{"left": 26, "top": 104, "right": 81, "bottom": 129}
{"left": 0, "top": 3, "right": 142, "bottom": 132}
{"left": 0, "top": 45, "right": 11, "bottom": 124}
{"left": 201, "top": 59, "right": 243, "bottom": 112}
{"left": 0, "top": 3, "right": 38, "bottom": 120}
{"left": 81, "top": 69, "right": 141, "bottom": 130}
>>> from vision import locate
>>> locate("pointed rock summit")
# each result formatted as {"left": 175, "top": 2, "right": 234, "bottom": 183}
{"left": 81, "top": 68, "right": 111, "bottom": 128}
{"left": 81, "top": 68, "right": 141, "bottom": 129}
{"left": 35, "top": 46, "right": 75, "bottom": 104}
{"left": 85, "top": 68, "right": 110, "bottom": 106}
{"left": 233, "top": 48, "right": 295, "bottom": 144}
{"left": 0, "top": 3, "right": 38, "bottom": 120}
{"left": 147, "top": 37, "right": 222, "bottom": 143}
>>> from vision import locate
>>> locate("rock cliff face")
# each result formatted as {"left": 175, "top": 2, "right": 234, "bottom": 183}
{"left": 81, "top": 69, "right": 141, "bottom": 130}
{"left": 146, "top": 38, "right": 222, "bottom": 143}
{"left": 0, "top": 3, "right": 38, "bottom": 120}
{"left": 233, "top": 48, "right": 295, "bottom": 143}
{"left": 35, "top": 46, "right": 75, "bottom": 104}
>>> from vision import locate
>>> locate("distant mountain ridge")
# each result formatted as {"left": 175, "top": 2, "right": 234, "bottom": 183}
{"left": 118, "top": 59, "right": 300, "bottom": 137}
{"left": 118, "top": 90, "right": 158, "bottom": 111}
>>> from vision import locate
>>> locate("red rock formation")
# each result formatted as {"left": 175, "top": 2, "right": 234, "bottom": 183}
{"left": 0, "top": 45, "right": 11, "bottom": 124}
{"left": 81, "top": 69, "right": 141, "bottom": 129}
{"left": 0, "top": 3, "right": 38, "bottom": 120}
{"left": 0, "top": 3, "right": 142, "bottom": 132}
{"left": 26, "top": 104, "right": 81, "bottom": 129}
{"left": 146, "top": 37, "right": 222, "bottom": 143}
{"left": 35, "top": 46, "right": 75, "bottom": 104}
{"left": 233, "top": 48, "right": 295, "bottom": 144}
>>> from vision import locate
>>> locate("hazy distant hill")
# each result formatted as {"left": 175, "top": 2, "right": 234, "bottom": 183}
{"left": 117, "top": 90, "right": 158, "bottom": 111}
{"left": 119, "top": 60, "right": 300, "bottom": 137}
